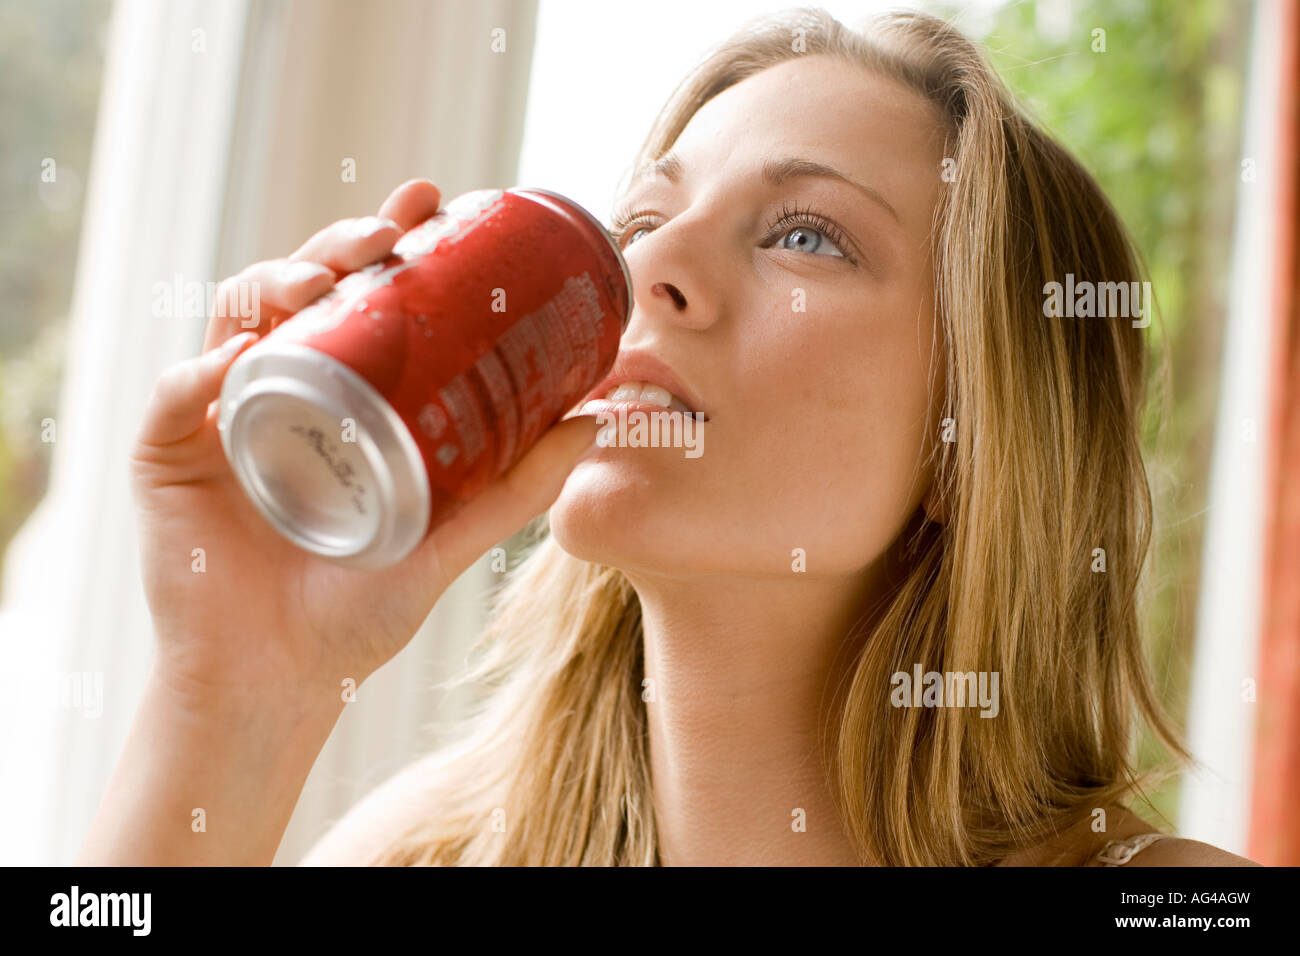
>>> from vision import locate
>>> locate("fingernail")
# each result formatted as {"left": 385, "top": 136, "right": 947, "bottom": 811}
{"left": 279, "top": 260, "right": 333, "bottom": 284}
{"left": 347, "top": 216, "right": 400, "bottom": 239}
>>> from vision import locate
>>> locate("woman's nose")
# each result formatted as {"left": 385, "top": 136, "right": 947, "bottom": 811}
{"left": 623, "top": 209, "right": 724, "bottom": 331}
{"left": 651, "top": 281, "right": 687, "bottom": 310}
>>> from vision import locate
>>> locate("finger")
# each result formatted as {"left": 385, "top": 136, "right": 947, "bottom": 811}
{"left": 377, "top": 179, "right": 443, "bottom": 231}
{"left": 419, "top": 415, "right": 602, "bottom": 585}
{"left": 287, "top": 216, "right": 403, "bottom": 274}
{"left": 202, "top": 259, "right": 335, "bottom": 352}
{"left": 138, "top": 332, "right": 258, "bottom": 447}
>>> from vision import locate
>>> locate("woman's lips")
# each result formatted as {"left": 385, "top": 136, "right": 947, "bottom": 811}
{"left": 583, "top": 348, "right": 708, "bottom": 419}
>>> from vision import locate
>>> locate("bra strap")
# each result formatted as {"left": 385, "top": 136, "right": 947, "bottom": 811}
{"left": 1093, "top": 831, "right": 1176, "bottom": 866}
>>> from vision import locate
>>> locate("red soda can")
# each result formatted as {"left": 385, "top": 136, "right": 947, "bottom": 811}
{"left": 216, "top": 187, "right": 631, "bottom": 569}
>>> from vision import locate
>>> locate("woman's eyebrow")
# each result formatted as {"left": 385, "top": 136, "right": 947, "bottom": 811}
{"left": 630, "top": 151, "right": 685, "bottom": 187}
{"left": 629, "top": 150, "right": 899, "bottom": 224}
{"left": 762, "top": 156, "right": 900, "bottom": 224}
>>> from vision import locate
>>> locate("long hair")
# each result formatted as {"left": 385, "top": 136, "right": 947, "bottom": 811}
{"left": 366, "top": 6, "right": 1189, "bottom": 866}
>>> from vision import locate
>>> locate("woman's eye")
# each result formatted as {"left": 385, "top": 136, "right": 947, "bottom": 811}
{"left": 615, "top": 215, "right": 852, "bottom": 263}
{"left": 777, "top": 225, "right": 845, "bottom": 258}
{"left": 623, "top": 225, "right": 653, "bottom": 247}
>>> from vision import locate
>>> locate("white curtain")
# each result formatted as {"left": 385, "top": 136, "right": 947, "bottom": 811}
{"left": 1181, "top": 0, "right": 1285, "bottom": 853}
{"left": 0, "top": 0, "right": 538, "bottom": 866}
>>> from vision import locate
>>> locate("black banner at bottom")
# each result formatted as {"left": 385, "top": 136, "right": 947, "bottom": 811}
{"left": 5, "top": 863, "right": 1286, "bottom": 941}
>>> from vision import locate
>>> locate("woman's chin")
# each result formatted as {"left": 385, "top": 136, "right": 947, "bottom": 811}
{"left": 548, "top": 456, "right": 678, "bottom": 565}
{"left": 550, "top": 458, "right": 638, "bottom": 538}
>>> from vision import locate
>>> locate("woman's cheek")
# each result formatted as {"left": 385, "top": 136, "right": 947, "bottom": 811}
{"left": 789, "top": 388, "right": 930, "bottom": 563}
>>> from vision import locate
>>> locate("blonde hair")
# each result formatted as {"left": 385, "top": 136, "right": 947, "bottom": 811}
{"left": 367, "top": 6, "right": 1188, "bottom": 866}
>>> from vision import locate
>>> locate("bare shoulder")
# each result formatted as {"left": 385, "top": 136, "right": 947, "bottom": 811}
{"left": 297, "top": 750, "right": 444, "bottom": 866}
{"left": 1129, "top": 837, "right": 1261, "bottom": 867}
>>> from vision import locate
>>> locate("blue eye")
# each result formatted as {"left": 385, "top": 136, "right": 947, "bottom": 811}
{"left": 608, "top": 202, "right": 858, "bottom": 265}
{"left": 622, "top": 225, "right": 652, "bottom": 247}
{"left": 762, "top": 201, "right": 855, "bottom": 262}
{"left": 776, "top": 224, "right": 844, "bottom": 257}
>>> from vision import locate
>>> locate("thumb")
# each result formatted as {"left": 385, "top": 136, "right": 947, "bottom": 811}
{"left": 420, "top": 414, "right": 602, "bottom": 586}
{"left": 137, "top": 332, "right": 258, "bottom": 446}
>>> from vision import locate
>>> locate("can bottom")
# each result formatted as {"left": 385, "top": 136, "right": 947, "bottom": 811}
{"left": 217, "top": 343, "right": 431, "bottom": 569}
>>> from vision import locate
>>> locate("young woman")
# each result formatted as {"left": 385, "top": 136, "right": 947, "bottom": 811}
{"left": 80, "top": 7, "right": 1258, "bottom": 866}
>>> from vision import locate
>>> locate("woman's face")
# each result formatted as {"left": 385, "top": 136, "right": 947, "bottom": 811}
{"left": 550, "top": 54, "right": 949, "bottom": 580}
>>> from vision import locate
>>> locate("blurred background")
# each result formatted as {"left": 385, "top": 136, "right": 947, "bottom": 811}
{"left": 1, "top": 0, "right": 1296, "bottom": 865}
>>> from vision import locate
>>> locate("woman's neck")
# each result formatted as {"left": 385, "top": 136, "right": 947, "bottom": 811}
{"left": 626, "top": 565, "right": 885, "bottom": 866}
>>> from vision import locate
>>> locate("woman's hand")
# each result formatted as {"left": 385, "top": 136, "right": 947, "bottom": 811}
{"left": 132, "top": 179, "right": 601, "bottom": 706}
{"left": 78, "top": 180, "right": 599, "bottom": 865}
